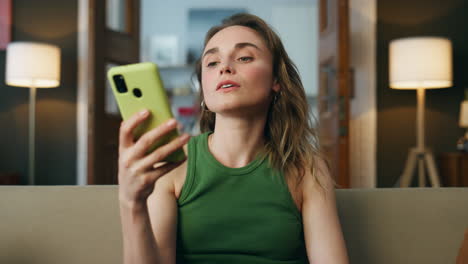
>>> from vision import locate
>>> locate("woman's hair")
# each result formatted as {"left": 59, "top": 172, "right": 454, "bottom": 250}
{"left": 194, "top": 13, "right": 332, "bottom": 194}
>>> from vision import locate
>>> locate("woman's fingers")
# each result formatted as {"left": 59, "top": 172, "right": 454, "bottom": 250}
{"left": 117, "top": 110, "right": 189, "bottom": 207}
{"left": 137, "top": 134, "right": 190, "bottom": 170}
{"left": 119, "top": 109, "right": 150, "bottom": 151}
{"left": 145, "top": 159, "right": 186, "bottom": 183}
{"left": 131, "top": 118, "right": 179, "bottom": 160}
{"left": 118, "top": 159, "right": 184, "bottom": 206}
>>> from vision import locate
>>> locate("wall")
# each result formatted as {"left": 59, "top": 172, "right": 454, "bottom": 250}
{"left": 0, "top": 0, "right": 78, "bottom": 185}
{"left": 377, "top": 0, "right": 468, "bottom": 187}
{"left": 140, "top": 0, "right": 318, "bottom": 96}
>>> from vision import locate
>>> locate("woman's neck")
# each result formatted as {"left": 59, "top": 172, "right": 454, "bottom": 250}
{"left": 208, "top": 113, "right": 267, "bottom": 168}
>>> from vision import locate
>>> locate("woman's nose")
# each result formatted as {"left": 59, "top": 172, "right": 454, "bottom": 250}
{"left": 220, "top": 63, "right": 235, "bottom": 75}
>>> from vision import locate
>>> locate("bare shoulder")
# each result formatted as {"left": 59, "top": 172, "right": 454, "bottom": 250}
{"left": 302, "top": 156, "right": 334, "bottom": 201}
{"left": 171, "top": 157, "right": 188, "bottom": 199}
{"left": 287, "top": 156, "right": 333, "bottom": 213}
{"left": 173, "top": 144, "right": 189, "bottom": 199}
{"left": 150, "top": 144, "right": 188, "bottom": 199}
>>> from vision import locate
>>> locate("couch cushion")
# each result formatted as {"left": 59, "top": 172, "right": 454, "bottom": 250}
{"left": 336, "top": 188, "right": 468, "bottom": 264}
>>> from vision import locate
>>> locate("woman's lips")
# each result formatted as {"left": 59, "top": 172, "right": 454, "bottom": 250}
{"left": 216, "top": 80, "right": 241, "bottom": 91}
{"left": 217, "top": 85, "right": 240, "bottom": 93}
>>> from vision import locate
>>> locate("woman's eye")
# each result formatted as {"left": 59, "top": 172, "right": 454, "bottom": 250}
{"left": 207, "top": 61, "right": 218, "bottom": 67}
{"left": 238, "top": 56, "right": 253, "bottom": 62}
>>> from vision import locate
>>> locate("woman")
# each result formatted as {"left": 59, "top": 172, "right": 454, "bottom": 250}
{"left": 118, "top": 13, "right": 349, "bottom": 264}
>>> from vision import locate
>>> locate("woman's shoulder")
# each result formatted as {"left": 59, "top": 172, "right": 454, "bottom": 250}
{"left": 286, "top": 156, "right": 333, "bottom": 214}
{"left": 150, "top": 143, "right": 189, "bottom": 200}
{"left": 169, "top": 132, "right": 207, "bottom": 199}
{"left": 301, "top": 156, "right": 335, "bottom": 202}
{"left": 173, "top": 144, "right": 189, "bottom": 199}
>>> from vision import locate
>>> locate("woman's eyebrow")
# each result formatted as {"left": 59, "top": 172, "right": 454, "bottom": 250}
{"left": 235, "top": 42, "right": 260, "bottom": 51}
{"left": 202, "top": 42, "right": 261, "bottom": 59}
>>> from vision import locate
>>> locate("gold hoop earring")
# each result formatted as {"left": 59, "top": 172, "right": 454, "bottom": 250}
{"left": 273, "top": 93, "right": 279, "bottom": 104}
{"left": 201, "top": 100, "right": 209, "bottom": 111}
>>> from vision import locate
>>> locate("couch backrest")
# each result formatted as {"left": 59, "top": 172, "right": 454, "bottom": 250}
{"left": 0, "top": 186, "right": 467, "bottom": 264}
{"left": 337, "top": 188, "right": 468, "bottom": 264}
{"left": 0, "top": 186, "right": 122, "bottom": 264}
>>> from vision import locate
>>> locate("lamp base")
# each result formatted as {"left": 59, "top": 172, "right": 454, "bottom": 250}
{"left": 397, "top": 147, "right": 441, "bottom": 187}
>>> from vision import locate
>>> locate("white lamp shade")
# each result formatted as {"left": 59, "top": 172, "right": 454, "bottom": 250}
{"left": 5, "top": 42, "right": 61, "bottom": 88}
{"left": 389, "top": 37, "right": 452, "bottom": 89}
{"left": 460, "top": 101, "right": 468, "bottom": 128}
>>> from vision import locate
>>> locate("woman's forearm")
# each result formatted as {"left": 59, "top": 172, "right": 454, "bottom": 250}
{"left": 119, "top": 201, "right": 160, "bottom": 264}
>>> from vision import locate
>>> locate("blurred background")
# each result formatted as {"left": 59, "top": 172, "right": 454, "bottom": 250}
{"left": 0, "top": 0, "right": 467, "bottom": 189}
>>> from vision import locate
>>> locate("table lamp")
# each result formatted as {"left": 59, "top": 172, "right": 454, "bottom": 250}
{"left": 389, "top": 37, "right": 452, "bottom": 187}
{"left": 5, "top": 42, "right": 61, "bottom": 185}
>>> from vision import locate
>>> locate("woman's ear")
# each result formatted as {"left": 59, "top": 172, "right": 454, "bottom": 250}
{"left": 273, "top": 79, "right": 281, "bottom": 92}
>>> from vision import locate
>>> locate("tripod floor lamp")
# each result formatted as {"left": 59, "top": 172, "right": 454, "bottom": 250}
{"left": 5, "top": 42, "right": 61, "bottom": 185}
{"left": 389, "top": 37, "right": 452, "bottom": 187}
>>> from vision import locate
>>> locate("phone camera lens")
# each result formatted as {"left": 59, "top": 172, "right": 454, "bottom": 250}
{"left": 133, "top": 88, "right": 142, "bottom": 98}
{"left": 113, "top": 74, "right": 128, "bottom": 93}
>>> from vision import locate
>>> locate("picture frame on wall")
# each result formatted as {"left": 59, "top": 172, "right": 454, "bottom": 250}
{"left": 149, "top": 35, "right": 178, "bottom": 67}
{"left": 0, "top": 0, "right": 12, "bottom": 50}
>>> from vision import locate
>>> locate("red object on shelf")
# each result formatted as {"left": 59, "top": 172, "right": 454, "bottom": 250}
{"left": 178, "top": 107, "right": 196, "bottom": 116}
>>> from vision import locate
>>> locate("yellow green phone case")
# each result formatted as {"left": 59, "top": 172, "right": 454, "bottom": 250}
{"left": 107, "top": 62, "right": 185, "bottom": 163}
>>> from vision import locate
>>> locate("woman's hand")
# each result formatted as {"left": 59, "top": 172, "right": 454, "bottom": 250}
{"left": 118, "top": 109, "right": 190, "bottom": 209}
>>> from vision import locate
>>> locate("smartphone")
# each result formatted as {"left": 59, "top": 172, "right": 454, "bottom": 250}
{"left": 107, "top": 62, "right": 185, "bottom": 163}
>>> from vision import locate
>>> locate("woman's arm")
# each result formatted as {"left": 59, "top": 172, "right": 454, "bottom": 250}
{"left": 118, "top": 110, "right": 188, "bottom": 264}
{"left": 120, "top": 201, "right": 160, "bottom": 264}
{"left": 120, "top": 164, "right": 180, "bottom": 264}
{"left": 146, "top": 162, "right": 185, "bottom": 264}
{"left": 302, "top": 158, "right": 349, "bottom": 264}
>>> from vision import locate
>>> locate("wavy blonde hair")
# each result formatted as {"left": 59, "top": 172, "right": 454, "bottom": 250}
{"left": 195, "top": 13, "right": 332, "bottom": 194}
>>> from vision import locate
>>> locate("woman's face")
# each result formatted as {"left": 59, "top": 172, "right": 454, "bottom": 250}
{"left": 201, "top": 25, "right": 279, "bottom": 116}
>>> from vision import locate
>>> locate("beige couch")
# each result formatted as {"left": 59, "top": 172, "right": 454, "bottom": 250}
{"left": 0, "top": 186, "right": 467, "bottom": 264}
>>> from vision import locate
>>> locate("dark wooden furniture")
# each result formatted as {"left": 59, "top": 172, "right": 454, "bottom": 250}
{"left": 438, "top": 152, "right": 468, "bottom": 187}
{"left": 318, "top": 0, "right": 352, "bottom": 188}
{"left": 85, "top": 0, "right": 140, "bottom": 184}
{"left": 0, "top": 173, "right": 20, "bottom": 185}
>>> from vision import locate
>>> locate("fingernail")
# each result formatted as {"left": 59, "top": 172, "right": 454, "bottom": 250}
{"left": 167, "top": 119, "right": 177, "bottom": 126}
{"left": 139, "top": 110, "right": 149, "bottom": 116}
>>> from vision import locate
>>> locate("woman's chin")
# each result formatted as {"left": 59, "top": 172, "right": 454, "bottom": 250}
{"left": 211, "top": 105, "right": 244, "bottom": 115}
{"left": 210, "top": 102, "right": 269, "bottom": 117}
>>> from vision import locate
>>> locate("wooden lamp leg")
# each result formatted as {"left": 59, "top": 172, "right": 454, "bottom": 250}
{"left": 400, "top": 148, "right": 418, "bottom": 187}
{"left": 397, "top": 88, "right": 441, "bottom": 188}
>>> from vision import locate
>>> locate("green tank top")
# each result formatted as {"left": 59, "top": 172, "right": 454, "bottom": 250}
{"left": 176, "top": 132, "right": 308, "bottom": 264}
